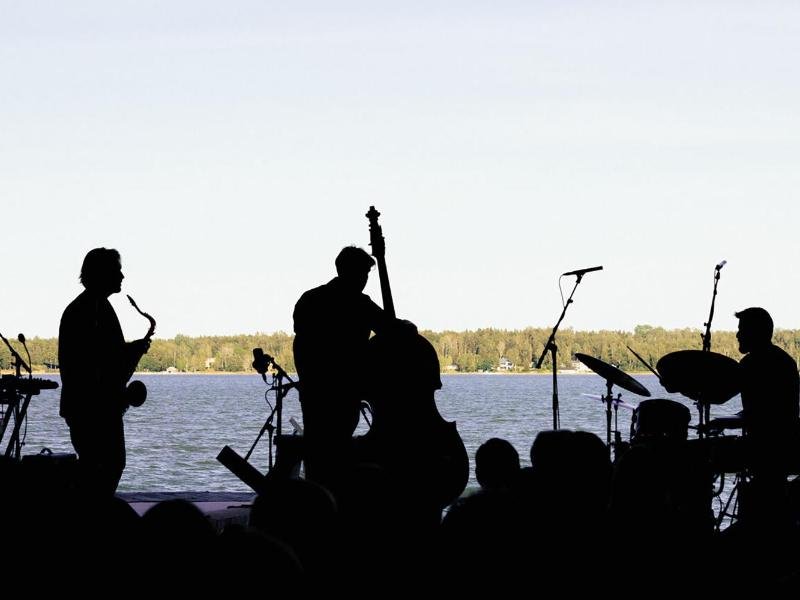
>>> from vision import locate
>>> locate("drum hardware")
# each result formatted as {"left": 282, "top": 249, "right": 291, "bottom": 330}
{"left": 535, "top": 267, "right": 603, "bottom": 431}
{"left": 575, "top": 353, "right": 651, "bottom": 458}
{"left": 685, "top": 428, "right": 748, "bottom": 531}
{"left": 698, "top": 415, "right": 744, "bottom": 436}
{"left": 582, "top": 392, "right": 635, "bottom": 461}
{"left": 580, "top": 393, "right": 636, "bottom": 411}
{"left": 714, "top": 470, "right": 746, "bottom": 531}
{"left": 708, "top": 435, "right": 748, "bottom": 531}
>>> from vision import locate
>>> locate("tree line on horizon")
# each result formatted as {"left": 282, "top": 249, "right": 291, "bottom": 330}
{"left": 5, "top": 325, "right": 800, "bottom": 374}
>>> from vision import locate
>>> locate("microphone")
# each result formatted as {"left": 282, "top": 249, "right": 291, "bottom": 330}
{"left": 0, "top": 331, "right": 31, "bottom": 374}
{"left": 17, "top": 333, "right": 32, "bottom": 375}
{"left": 715, "top": 260, "right": 727, "bottom": 271}
{"left": 252, "top": 348, "right": 271, "bottom": 381}
{"left": 562, "top": 265, "right": 603, "bottom": 277}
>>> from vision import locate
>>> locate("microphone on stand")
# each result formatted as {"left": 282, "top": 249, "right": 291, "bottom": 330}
{"left": 17, "top": 334, "right": 32, "bottom": 376}
{"left": 0, "top": 331, "right": 31, "bottom": 375}
{"left": 562, "top": 265, "right": 603, "bottom": 277}
{"left": 252, "top": 348, "right": 271, "bottom": 382}
{"left": 715, "top": 260, "right": 727, "bottom": 271}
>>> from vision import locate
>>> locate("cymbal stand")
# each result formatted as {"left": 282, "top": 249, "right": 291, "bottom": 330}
{"left": 536, "top": 274, "right": 586, "bottom": 430}
{"left": 695, "top": 399, "right": 711, "bottom": 441}
{"left": 601, "top": 379, "right": 618, "bottom": 459}
{"left": 612, "top": 392, "right": 626, "bottom": 459}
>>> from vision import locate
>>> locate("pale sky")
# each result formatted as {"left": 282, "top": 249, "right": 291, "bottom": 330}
{"left": 2, "top": 1, "right": 799, "bottom": 340}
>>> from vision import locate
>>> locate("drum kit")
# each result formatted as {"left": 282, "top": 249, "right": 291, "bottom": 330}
{"left": 574, "top": 349, "right": 743, "bottom": 466}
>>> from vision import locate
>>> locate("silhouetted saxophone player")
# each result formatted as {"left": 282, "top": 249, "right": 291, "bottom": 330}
{"left": 59, "top": 248, "right": 152, "bottom": 495}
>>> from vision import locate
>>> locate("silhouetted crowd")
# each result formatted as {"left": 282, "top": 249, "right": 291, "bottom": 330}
{"left": 4, "top": 429, "right": 800, "bottom": 593}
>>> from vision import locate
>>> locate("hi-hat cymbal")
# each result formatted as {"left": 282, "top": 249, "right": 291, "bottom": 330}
{"left": 656, "top": 350, "right": 740, "bottom": 405}
{"left": 575, "top": 353, "right": 651, "bottom": 397}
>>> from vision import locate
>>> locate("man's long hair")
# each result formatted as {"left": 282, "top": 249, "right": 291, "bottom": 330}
{"left": 80, "top": 247, "right": 121, "bottom": 289}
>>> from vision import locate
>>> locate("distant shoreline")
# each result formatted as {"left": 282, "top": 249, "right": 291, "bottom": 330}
{"left": 11, "top": 370, "right": 658, "bottom": 377}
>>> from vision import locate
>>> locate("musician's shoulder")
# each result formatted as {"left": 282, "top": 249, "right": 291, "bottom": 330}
{"left": 61, "top": 290, "right": 92, "bottom": 318}
{"left": 771, "top": 343, "right": 798, "bottom": 366}
{"left": 294, "top": 283, "right": 328, "bottom": 307}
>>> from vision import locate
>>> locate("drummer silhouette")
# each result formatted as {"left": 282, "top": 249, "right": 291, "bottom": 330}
{"left": 735, "top": 307, "right": 799, "bottom": 525}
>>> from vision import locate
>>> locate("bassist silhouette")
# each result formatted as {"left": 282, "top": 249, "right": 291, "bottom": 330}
{"left": 357, "top": 206, "right": 469, "bottom": 523}
{"left": 292, "top": 245, "right": 394, "bottom": 491}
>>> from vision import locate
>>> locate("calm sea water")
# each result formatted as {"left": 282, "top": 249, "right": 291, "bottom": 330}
{"left": 19, "top": 373, "right": 742, "bottom": 493}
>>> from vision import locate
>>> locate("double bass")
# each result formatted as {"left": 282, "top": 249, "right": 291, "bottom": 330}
{"left": 359, "top": 206, "right": 469, "bottom": 511}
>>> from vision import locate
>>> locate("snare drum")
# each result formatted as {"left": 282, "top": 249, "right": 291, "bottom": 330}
{"left": 630, "top": 399, "right": 691, "bottom": 444}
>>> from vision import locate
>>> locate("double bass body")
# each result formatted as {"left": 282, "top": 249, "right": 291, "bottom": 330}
{"left": 358, "top": 328, "right": 470, "bottom": 512}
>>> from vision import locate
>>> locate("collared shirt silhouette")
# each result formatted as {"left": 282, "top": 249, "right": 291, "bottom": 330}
{"left": 59, "top": 248, "right": 150, "bottom": 495}
{"left": 292, "top": 246, "right": 390, "bottom": 486}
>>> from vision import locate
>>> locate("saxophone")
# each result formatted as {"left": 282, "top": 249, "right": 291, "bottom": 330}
{"left": 124, "top": 294, "right": 156, "bottom": 408}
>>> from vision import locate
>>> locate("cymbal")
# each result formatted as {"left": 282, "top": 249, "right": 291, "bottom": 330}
{"left": 575, "top": 353, "right": 651, "bottom": 397}
{"left": 581, "top": 393, "right": 636, "bottom": 410}
{"left": 655, "top": 350, "right": 739, "bottom": 405}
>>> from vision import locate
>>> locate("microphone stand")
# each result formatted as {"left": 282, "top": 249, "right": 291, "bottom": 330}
{"left": 701, "top": 267, "right": 722, "bottom": 353}
{"left": 246, "top": 355, "right": 297, "bottom": 471}
{"left": 0, "top": 332, "right": 32, "bottom": 378}
{"left": 536, "top": 274, "right": 585, "bottom": 430}
{"left": 216, "top": 353, "right": 300, "bottom": 493}
{"left": 697, "top": 264, "right": 723, "bottom": 437}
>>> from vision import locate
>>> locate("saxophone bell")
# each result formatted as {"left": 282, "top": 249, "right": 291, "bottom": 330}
{"left": 124, "top": 379, "right": 148, "bottom": 408}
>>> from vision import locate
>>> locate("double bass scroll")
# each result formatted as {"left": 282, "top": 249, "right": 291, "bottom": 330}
{"left": 366, "top": 205, "right": 396, "bottom": 318}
